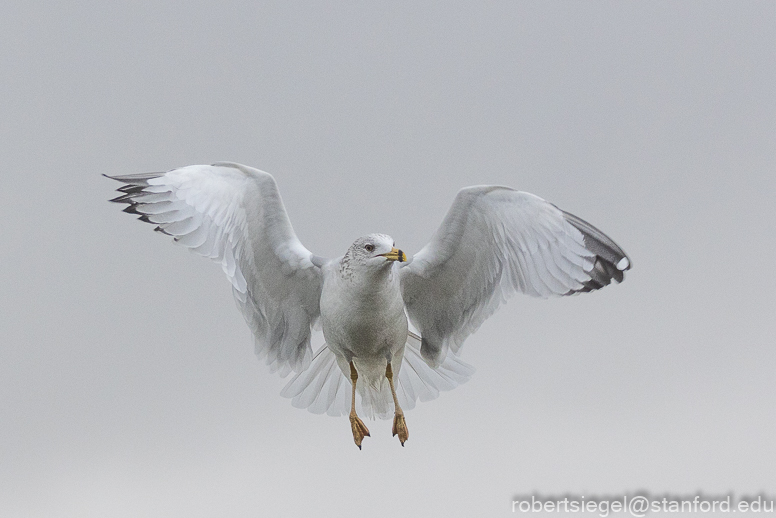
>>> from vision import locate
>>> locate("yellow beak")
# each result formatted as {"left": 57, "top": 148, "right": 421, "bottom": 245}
{"left": 379, "top": 247, "right": 406, "bottom": 262}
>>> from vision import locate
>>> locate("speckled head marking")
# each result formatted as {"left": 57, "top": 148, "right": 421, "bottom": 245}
{"left": 339, "top": 234, "right": 397, "bottom": 277}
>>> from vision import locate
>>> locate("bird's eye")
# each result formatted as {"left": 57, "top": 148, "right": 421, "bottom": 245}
{"left": 365, "top": 244, "right": 374, "bottom": 252}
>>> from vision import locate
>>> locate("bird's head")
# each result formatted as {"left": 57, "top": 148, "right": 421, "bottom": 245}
{"left": 343, "top": 233, "right": 406, "bottom": 271}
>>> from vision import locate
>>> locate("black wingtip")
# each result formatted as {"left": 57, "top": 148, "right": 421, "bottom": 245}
{"left": 560, "top": 210, "right": 631, "bottom": 293}
{"left": 104, "top": 171, "right": 165, "bottom": 186}
{"left": 562, "top": 209, "right": 631, "bottom": 271}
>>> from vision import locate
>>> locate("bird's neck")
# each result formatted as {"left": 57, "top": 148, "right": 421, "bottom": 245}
{"left": 338, "top": 262, "right": 398, "bottom": 299}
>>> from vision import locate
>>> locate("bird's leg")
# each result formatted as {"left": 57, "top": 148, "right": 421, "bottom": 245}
{"left": 386, "top": 362, "right": 409, "bottom": 446}
{"left": 348, "top": 361, "right": 370, "bottom": 449}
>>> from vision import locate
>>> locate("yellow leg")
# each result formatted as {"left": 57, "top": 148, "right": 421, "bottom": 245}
{"left": 386, "top": 362, "right": 409, "bottom": 446}
{"left": 349, "top": 361, "right": 370, "bottom": 449}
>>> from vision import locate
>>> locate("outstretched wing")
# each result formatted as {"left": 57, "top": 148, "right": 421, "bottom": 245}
{"left": 400, "top": 186, "right": 630, "bottom": 366}
{"left": 107, "top": 162, "right": 325, "bottom": 375}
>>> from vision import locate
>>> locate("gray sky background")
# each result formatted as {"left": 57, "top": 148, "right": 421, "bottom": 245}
{"left": 1, "top": 2, "right": 774, "bottom": 517}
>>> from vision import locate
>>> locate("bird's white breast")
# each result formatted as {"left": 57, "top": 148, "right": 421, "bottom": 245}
{"left": 320, "top": 263, "right": 408, "bottom": 364}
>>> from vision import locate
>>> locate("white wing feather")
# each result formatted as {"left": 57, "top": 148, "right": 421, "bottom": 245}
{"left": 400, "top": 186, "right": 630, "bottom": 366}
{"left": 107, "top": 162, "right": 325, "bottom": 375}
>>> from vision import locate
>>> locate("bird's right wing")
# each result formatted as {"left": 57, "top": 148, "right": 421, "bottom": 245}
{"left": 107, "top": 162, "right": 325, "bottom": 375}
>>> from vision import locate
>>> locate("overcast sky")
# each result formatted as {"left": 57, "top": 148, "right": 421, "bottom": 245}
{"left": 1, "top": 2, "right": 774, "bottom": 517}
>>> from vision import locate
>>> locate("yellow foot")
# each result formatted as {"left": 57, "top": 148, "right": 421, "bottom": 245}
{"left": 392, "top": 412, "right": 409, "bottom": 446}
{"left": 349, "top": 414, "right": 370, "bottom": 449}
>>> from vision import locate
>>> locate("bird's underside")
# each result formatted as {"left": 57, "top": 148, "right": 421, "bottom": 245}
{"left": 106, "top": 162, "right": 631, "bottom": 449}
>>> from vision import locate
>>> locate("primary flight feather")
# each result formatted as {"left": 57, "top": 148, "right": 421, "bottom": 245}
{"left": 107, "top": 162, "right": 630, "bottom": 448}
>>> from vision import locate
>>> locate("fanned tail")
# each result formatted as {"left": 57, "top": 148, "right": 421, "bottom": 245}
{"left": 396, "top": 331, "right": 475, "bottom": 409}
{"left": 280, "top": 332, "right": 475, "bottom": 419}
{"left": 280, "top": 345, "right": 351, "bottom": 416}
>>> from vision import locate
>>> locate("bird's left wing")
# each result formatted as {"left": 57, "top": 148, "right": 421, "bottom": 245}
{"left": 400, "top": 186, "right": 630, "bottom": 367}
{"left": 107, "top": 162, "right": 325, "bottom": 375}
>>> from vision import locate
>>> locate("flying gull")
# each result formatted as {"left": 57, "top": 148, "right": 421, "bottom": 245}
{"left": 106, "top": 162, "right": 630, "bottom": 448}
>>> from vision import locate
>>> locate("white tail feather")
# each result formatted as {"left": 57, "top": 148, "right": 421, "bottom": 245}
{"left": 280, "top": 332, "right": 475, "bottom": 419}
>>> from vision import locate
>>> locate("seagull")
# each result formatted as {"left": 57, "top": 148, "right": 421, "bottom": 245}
{"left": 106, "top": 162, "right": 630, "bottom": 448}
